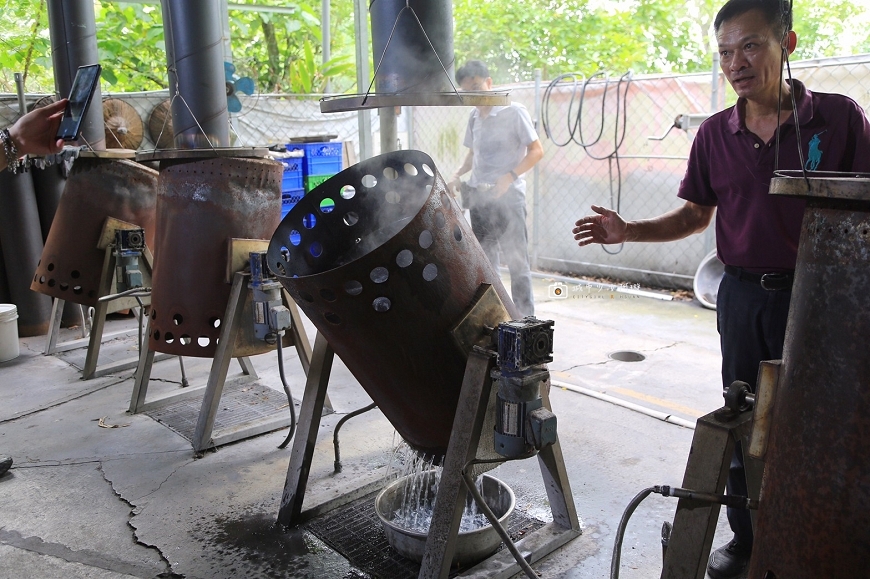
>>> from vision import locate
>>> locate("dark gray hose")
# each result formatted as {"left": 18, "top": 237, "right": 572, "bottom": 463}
{"left": 460, "top": 467, "right": 538, "bottom": 579}
{"left": 276, "top": 334, "right": 297, "bottom": 449}
{"left": 611, "top": 487, "right": 655, "bottom": 579}
{"left": 332, "top": 402, "right": 377, "bottom": 473}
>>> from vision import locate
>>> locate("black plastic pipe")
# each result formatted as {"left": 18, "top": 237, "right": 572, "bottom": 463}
{"left": 0, "top": 171, "right": 52, "bottom": 336}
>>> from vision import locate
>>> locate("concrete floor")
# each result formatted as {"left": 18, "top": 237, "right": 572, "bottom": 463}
{"left": 0, "top": 274, "right": 743, "bottom": 579}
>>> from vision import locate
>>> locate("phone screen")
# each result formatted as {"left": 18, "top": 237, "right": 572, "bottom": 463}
{"left": 56, "top": 64, "right": 102, "bottom": 141}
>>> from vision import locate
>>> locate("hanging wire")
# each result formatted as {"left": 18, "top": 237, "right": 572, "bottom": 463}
{"left": 575, "top": 72, "right": 610, "bottom": 149}
{"left": 542, "top": 70, "right": 633, "bottom": 255}
{"left": 773, "top": 0, "right": 810, "bottom": 191}
{"left": 362, "top": 1, "right": 462, "bottom": 106}
{"left": 151, "top": 4, "right": 221, "bottom": 154}
{"left": 78, "top": 131, "right": 95, "bottom": 151}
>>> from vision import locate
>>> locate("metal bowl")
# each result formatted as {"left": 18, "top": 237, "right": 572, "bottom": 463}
{"left": 375, "top": 471, "right": 515, "bottom": 565}
{"left": 693, "top": 249, "right": 725, "bottom": 310}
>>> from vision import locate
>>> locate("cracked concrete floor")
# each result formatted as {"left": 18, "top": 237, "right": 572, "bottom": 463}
{"left": 0, "top": 275, "right": 739, "bottom": 578}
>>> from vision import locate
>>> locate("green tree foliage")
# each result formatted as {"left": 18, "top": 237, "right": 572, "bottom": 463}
{"left": 0, "top": 0, "right": 53, "bottom": 93}
{"left": 0, "top": 0, "right": 357, "bottom": 95}
{"left": 1, "top": 0, "right": 869, "bottom": 95}
{"left": 450, "top": 0, "right": 713, "bottom": 82}
{"left": 95, "top": 1, "right": 166, "bottom": 90}
{"left": 228, "top": 0, "right": 356, "bottom": 93}
{"left": 791, "top": 0, "right": 870, "bottom": 59}
{"left": 450, "top": 0, "right": 870, "bottom": 82}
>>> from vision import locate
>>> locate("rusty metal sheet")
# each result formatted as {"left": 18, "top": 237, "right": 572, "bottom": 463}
{"left": 148, "top": 155, "right": 282, "bottom": 358}
{"left": 267, "top": 150, "right": 518, "bottom": 457}
{"left": 31, "top": 157, "right": 158, "bottom": 307}
{"left": 749, "top": 188, "right": 870, "bottom": 578}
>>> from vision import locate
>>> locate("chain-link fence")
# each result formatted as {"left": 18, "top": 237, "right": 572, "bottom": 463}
{"left": 411, "top": 53, "right": 870, "bottom": 289}
{"left": 0, "top": 91, "right": 364, "bottom": 160}
{"left": 2, "top": 53, "right": 868, "bottom": 289}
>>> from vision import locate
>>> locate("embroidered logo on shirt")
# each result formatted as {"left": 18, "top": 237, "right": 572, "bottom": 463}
{"left": 805, "top": 131, "right": 827, "bottom": 171}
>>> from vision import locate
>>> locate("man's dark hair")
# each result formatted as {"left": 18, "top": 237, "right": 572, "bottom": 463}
{"left": 714, "top": 0, "right": 793, "bottom": 39}
{"left": 455, "top": 60, "right": 490, "bottom": 84}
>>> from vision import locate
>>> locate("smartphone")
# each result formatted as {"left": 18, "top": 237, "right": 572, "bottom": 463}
{"left": 56, "top": 64, "right": 102, "bottom": 141}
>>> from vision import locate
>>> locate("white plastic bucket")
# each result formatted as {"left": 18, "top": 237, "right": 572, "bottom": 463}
{"left": 0, "top": 304, "right": 20, "bottom": 362}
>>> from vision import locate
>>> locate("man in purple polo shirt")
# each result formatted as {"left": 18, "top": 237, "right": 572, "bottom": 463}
{"left": 572, "top": 0, "right": 870, "bottom": 577}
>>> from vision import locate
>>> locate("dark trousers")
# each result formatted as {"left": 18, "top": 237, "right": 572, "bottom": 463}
{"left": 716, "top": 272, "right": 792, "bottom": 548}
{"left": 469, "top": 189, "right": 535, "bottom": 317}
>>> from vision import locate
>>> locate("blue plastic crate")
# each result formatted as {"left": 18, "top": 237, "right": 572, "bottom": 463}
{"left": 278, "top": 157, "right": 304, "bottom": 190}
{"left": 281, "top": 188, "right": 305, "bottom": 219}
{"left": 287, "top": 142, "right": 343, "bottom": 176}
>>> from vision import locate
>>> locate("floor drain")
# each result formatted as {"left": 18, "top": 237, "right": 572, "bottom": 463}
{"left": 608, "top": 350, "right": 646, "bottom": 362}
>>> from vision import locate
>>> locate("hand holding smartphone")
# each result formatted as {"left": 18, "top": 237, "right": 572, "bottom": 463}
{"left": 56, "top": 64, "right": 102, "bottom": 142}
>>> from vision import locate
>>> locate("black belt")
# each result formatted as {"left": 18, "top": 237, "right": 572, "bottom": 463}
{"left": 724, "top": 265, "right": 794, "bottom": 291}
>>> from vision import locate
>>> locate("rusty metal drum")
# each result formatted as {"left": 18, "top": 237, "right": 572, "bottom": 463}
{"left": 31, "top": 157, "right": 158, "bottom": 307}
{"left": 749, "top": 174, "right": 870, "bottom": 579}
{"left": 267, "top": 150, "right": 518, "bottom": 457}
{"left": 148, "top": 156, "right": 282, "bottom": 358}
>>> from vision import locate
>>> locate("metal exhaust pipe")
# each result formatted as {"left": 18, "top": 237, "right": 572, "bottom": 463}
{"left": 161, "top": 0, "right": 230, "bottom": 149}
{"left": 46, "top": 0, "right": 105, "bottom": 151}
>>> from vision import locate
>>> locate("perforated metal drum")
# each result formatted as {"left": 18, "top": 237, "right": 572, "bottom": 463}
{"left": 267, "top": 150, "right": 518, "bottom": 456}
{"left": 147, "top": 156, "right": 282, "bottom": 358}
{"left": 31, "top": 157, "right": 158, "bottom": 307}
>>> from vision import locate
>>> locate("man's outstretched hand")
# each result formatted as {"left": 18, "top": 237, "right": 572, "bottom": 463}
{"left": 572, "top": 205, "right": 628, "bottom": 246}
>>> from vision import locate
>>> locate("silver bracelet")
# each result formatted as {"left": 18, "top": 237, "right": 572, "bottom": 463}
{"left": 0, "top": 128, "right": 25, "bottom": 174}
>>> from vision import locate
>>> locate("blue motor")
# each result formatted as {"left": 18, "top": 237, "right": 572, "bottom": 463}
{"left": 493, "top": 317, "right": 558, "bottom": 458}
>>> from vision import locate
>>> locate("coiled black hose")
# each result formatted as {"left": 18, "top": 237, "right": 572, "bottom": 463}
{"left": 541, "top": 71, "right": 633, "bottom": 255}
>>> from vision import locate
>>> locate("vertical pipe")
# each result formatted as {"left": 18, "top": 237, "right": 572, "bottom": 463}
{"left": 0, "top": 171, "right": 51, "bottom": 336}
{"left": 407, "top": 106, "right": 415, "bottom": 150}
{"left": 14, "top": 74, "right": 26, "bottom": 115}
{"left": 703, "top": 53, "right": 721, "bottom": 256}
{"left": 532, "top": 68, "right": 542, "bottom": 271}
{"left": 161, "top": 0, "right": 230, "bottom": 149}
{"left": 46, "top": 0, "right": 105, "bottom": 151}
{"left": 354, "top": 0, "right": 373, "bottom": 161}
{"left": 0, "top": 238, "right": 10, "bottom": 304}
{"left": 711, "top": 52, "right": 720, "bottom": 112}
{"left": 0, "top": 66, "right": 51, "bottom": 335}
{"left": 219, "top": 0, "right": 232, "bottom": 63}
{"left": 322, "top": 0, "right": 331, "bottom": 94}
{"left": 380, "top": 107, "right": 397, "bottom": 154}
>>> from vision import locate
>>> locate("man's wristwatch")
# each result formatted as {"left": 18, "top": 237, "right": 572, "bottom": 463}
{"left": 509, "top": 170, "right": 518, "bottom": 181}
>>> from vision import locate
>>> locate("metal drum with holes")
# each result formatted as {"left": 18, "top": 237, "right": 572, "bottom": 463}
{"left": 31, "top": 157, "right": 158, "bottom": 308}
{"left": 147, "top": 156, "right": 283, "bottom": 358}
{"left": 747, "top": 174, "right": 870, "bottom": 579}
{"left": 267, "top": 150, "right": 518, "bottom": 456}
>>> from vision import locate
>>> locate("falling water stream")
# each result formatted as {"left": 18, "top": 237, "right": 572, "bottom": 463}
{"left": 385, "top": 441, "right": 498, "bottom": 534}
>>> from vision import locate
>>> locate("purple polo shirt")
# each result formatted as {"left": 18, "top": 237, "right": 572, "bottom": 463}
{"left": 678, "top": 80, "right": 870, "bottom": 272}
